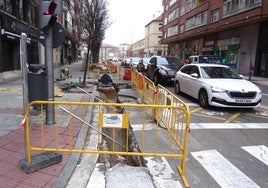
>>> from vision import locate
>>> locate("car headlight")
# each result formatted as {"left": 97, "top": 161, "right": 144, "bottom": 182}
{"left": 211, "top": 86, "right": 227, "bottom": 93}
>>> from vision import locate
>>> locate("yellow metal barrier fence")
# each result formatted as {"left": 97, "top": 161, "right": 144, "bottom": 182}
{"left": 131, "top": 69, "right": 156, "bottom": 105}
{"left": 24, "top": 100, "right": 190, "bottom": 187}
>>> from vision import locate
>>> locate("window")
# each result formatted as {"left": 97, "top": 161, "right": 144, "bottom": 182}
{"left": 167, "top": 25, "right": 178, "bottom": 37}
{"left": 223, "top": 0, "right": 261, "bottom": 17}
{"left": 169, "top": 0, "right": 179, "bottom": 7}
{"left": 159, "top": 23, "right": 163, "bottom": 31}
{"left": 168, "top": 8, "right": 179, "bottom": 22}
{"left": 28, "top": 2, "right": 37, "bottom": 26}
{"left": 186, "top": 0, "right": 197, "bottom": 11}
{"left": 211, "top": 9, "right": 219, "bottom": 22}
{"left": 245, "top": 0, "right": 255, "bottom": 6}
{"left": 0, "top": 0, "right": 13, "bottom": 13}
{"left": 180, "top": 5, "right": 185, "bottom": 16}
{"left": 180, "top": 65, "right": 192, "bottom": 75}
{"left": 195, "top": 12, "right": 207, "bottom": 26}
{"left": 186, "top": 18, "right": 194, "bottom": 30}
{"left": 185, "top": 11, "right": 207, "bottom": 31}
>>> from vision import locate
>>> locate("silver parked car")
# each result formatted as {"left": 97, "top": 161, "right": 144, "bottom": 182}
{"left": 130, "top": 57, "right": 141, "bottom": 68}
{"left": 174, "top": 64, "right": 262, "bottom": 108}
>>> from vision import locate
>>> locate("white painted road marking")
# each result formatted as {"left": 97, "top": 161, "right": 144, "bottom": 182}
{"left": 191, "top": 149, "right": 260, "bottom": 188}
{"left": 190, "top": 123, "right": 268, "bottom": 129}
{"left": 145, "top": 156, "right": 183, "bottom": 188}
{"left": 242, "top": 145, "right": 268, "bottom": 166}
{"left": 87, "top": 163, "right": 105, "bottom": 188}
{"left": 132, "top": 123, "right": 268, "bottom": 131}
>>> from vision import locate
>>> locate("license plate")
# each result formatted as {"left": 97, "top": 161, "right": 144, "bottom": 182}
{"left": 235, "top": 99, "right": 252, "bottom": 103}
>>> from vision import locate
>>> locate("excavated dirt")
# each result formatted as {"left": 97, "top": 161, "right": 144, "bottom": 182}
{"left": 97, "top": 83, "right": 146, "bottom": 169}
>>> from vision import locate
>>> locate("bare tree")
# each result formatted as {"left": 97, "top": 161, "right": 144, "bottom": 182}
{"left": 77, "top": 0, "right": 110, "bottom": 86}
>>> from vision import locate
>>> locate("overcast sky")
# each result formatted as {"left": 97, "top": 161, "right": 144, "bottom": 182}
{"left": 103, "top": 0, "right": 162, "bottom": 46}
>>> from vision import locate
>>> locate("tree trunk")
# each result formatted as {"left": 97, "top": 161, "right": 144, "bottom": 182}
{"left": 82, "top": 47, "right": 91, "bottom": 87}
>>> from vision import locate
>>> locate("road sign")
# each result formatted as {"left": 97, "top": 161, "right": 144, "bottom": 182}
{"left": 39, "top": 22, "right": 66, "bottom": 48}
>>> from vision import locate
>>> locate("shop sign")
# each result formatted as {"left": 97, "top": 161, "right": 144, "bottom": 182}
{"left": 204, "top": 40, "right": 215, "bottom": 47}
{"left": 217, "top": 37, "right": 240, "bottom": 46}
{"left": 202, "top": 47, "right": 214, "bottom": 51}
{"left": 2, "top": 15, "right": 28, "bottom": 34}
{"left": 220, "top": 46, "right": 228, "bottom": 50}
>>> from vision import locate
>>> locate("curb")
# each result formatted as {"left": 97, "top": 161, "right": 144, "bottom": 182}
{"left": 52, "top": 89, "right": 95, "bottom": 188}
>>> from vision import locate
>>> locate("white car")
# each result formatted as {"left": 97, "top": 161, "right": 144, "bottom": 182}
{"left": 174, "top": 64, "right": 262, "bottom": 108}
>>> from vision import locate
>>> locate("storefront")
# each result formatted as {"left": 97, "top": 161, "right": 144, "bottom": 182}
{"left": 215, "top": 38, "right": 240, "bottom": 69}
{"left": 202, "top": 34, "right": 218, "bottom": 55}
{"left": 0, "top": 14, "right": 39, "bottom": 75}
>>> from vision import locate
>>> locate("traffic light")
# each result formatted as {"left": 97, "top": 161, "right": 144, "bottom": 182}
{"left": 39, "top": 0, "right": 62, "bottom": 31}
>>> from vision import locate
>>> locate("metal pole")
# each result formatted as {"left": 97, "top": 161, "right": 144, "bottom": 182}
{"left": 45, "top": 28, "right": 55, "bottom": 125}
{"left": 20, "top": 33, "right": 29, "bottom": 161}
{"left": 20, "top": 33, "right": 29, "bottom": 114}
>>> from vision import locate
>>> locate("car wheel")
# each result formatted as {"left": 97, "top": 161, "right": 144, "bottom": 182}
{"left": 198, "top": 89, "right": 209, "bottom": 108}
{"left": 174, "top": 81, "right": 181, "bottom": 95}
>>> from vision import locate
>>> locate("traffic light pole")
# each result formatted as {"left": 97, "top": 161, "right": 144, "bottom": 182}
{"left": 45, "top": 28, "right": 55, "bottom": 125}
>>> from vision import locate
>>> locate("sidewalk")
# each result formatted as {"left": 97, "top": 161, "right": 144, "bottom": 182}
{"left": 0, "top": 61, "right": 97, "bottom": 188}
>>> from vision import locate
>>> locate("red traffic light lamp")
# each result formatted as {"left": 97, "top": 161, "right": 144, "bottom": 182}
{"left": 44, "top": 2, "right": 57, "bottom": 15}
{"left": 38, "top": 0, "right": 59, "bottom": 31}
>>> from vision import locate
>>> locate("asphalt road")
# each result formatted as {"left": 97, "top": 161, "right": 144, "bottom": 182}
{"left": 148, "top": 84, "right": 268, "bottom": 187}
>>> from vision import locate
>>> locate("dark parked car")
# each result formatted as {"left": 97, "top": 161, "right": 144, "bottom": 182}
{"left": 146, "top": 56, "right": 181, "bottom": 85}
{"left": 137, "top": 57, "right": 150, "bottom": 73}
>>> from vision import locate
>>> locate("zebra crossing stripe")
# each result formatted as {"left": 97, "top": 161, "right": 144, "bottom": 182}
{"left": 145, "top": 157, "right": 183, "bottom": 188}
{"left": 190, "top": 123, "right": 268, "bottom": 129}
{"left": 132, "top": 123, "right": 268, "bottom": 131}
{"left": 191, "top": 150, "right": 260, "bottom": 188}
{"left": 242, "top": 145, "right": 268, "bottom": 166}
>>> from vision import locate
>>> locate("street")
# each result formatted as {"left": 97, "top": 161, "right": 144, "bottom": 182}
{"left": 143, "top": 83, "right": 268, "bottom": 187}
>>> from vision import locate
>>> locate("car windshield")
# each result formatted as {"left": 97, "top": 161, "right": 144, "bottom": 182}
{"left": 132, "top": 57, "right": 140, "bottom": 62}
{"left": 158, "top": 57, "right": 178, "bottom": 66}
{"left": 142, "top": 58, "right": 150, "bottom": 64}
{"left": 200, "top": 66, "right": 242, "bottom": 79}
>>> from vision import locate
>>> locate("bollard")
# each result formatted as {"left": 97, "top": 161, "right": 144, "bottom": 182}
{"left": 123, "top": 68, "right": 131, "bottom": 80}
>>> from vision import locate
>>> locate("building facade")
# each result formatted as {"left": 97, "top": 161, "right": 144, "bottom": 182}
{"left": 99, "top": 44, "right": 120, "bottom": 62}
{"left": 144, "top": 14, "right": 167, "bottom": 57}
{"left": 0, "top": 0, "right": 40, "bottom": 82}
{"left": 129, "top": 14, "right": 167, "bottom": 58}
{"left": 161, "top": 0, "right": 268, "bottom": 77}
{"left": 0, "top": 0, "right": 80, "bottom": 82}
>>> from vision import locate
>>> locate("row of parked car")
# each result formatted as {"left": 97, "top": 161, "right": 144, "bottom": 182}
{"left": 127, "top": 55, "right": 262, "bottom": 109}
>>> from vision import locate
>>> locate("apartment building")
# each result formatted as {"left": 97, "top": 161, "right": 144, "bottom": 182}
{"left": 130, "top": 14, "right": 167, "bottom": 58}
{"left": 162, "top": 0, "right": 268, "bottom": 77}
{"left": 144, "top": 14, "right": 167, "bottom": 57}
{"left": 99, "top": 44, "right": 120, "bottom": 62}
{"left": 132, "top": 39, "right": 145, "bottom": 57}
